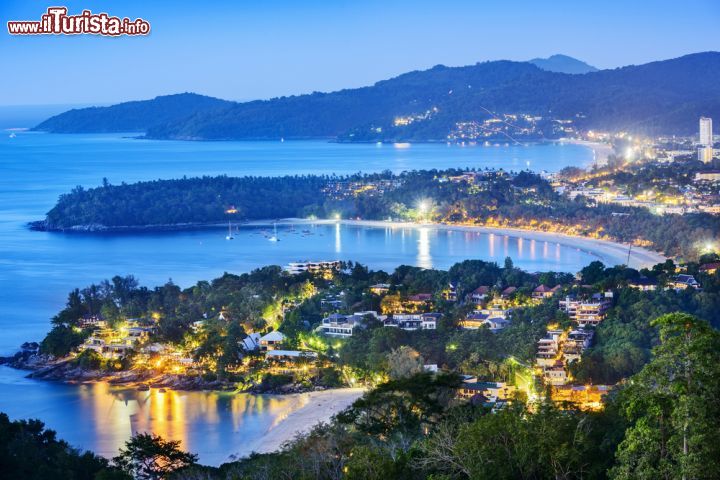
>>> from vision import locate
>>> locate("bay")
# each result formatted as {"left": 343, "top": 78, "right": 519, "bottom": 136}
{"left": 0, "top": 130, "right": 596, "bottom": 464}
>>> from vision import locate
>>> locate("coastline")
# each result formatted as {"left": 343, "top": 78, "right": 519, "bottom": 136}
{"left": 30, "top": 217, "right": 666, "bottom": 270}
{"left": 238, "top": 387, "right": 365, "bottom": 457}
{"left": 257, "top": 218, "right": 666, "bottom": 270}
{"left": 559, "top": 138, "right": 614, "bottom": 167}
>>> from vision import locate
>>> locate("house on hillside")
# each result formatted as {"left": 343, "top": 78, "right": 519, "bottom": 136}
{"left": 468, "top": 286, "right": 491, "bottom": 305}
{"left": 259, "top": 331, "right": 286, "bottom": 351}
{"left": 669, "top": 274, "right": 700, "bottom": 290}
{"left": 532, "top": 285, "right": 554, "bottom": 299}
{"left": 386, "top": 312, "right": 440, "bottom": 330}
{"left": 319, "top": 311, "right": 386, "bottom": 337}
{"left": 628, "top": 277, "right": 658, "bottom": 291}
{"left": 699, "top": 262, "right": 720, "bottom": 275}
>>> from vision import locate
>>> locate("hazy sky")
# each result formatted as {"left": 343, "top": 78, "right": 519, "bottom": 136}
{"left": 1, "top": 0, "right": 719, "bottom": 106}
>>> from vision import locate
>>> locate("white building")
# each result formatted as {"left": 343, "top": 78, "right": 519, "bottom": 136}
{"left": 700, "top": 117, "right": 713, "bottom": 146}
{"left": 699, "top": 117, "right": 714, "bottom": 163}
{"left": 386, "top": 312, "right": 440, "bottom": 331}
{"left": 319, "top": 311, "right": 386, "bottom": 337}
{"left": 259, "top": 331, "right": 286, "bottom": 350}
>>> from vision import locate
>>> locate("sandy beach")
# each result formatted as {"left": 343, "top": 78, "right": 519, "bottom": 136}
{"left": 236, "top": 387, "right": 365, "bottom": 458}
{"left": 247, "top": 218, "right": 666, "bottom": 270}
{"left": 560, "top": 138, "right": 614, "bottom": 167}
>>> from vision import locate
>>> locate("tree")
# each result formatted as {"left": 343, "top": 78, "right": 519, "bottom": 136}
{"left": 387, "top": 346, "right": 424, "bottom": 380}
{"left": 0, "top": 413, "right": 124, "bottom": 480}
{"left": 611, "top": 313, "right": 720, "bottom": 480}
{"left": 113, "top": 433, "right": 197, "bottom": 480}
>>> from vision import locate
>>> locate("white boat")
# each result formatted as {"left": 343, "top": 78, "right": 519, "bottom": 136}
{"left": 268, "top": 223, "right": 280, "bottom": 242}
{"left": 225, "top": 221, "right": 234, "bottom": 240}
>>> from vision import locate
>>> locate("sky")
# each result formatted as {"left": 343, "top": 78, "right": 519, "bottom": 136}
{"left": 1, "top": 0, "right": 719, "bottom": 106}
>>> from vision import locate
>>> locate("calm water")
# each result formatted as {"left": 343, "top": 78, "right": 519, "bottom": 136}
{"left": 0, "top": 365, "right": 313, "bottom": 465}
{"left": 0, "top": 129, "right": 595, "bottom": 463}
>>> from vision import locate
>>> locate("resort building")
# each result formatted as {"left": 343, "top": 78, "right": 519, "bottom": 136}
{"left": 628, "top": 277, "right": 658, "bottom": 291}
{"left": 386, "top": 312, "right": 440, "bottom": 330}
{"left": 543, "top": 360, "right": 569, "bottom": 386}
{"left": 468, "top": 286, "right": 491, "bottom": 305}
{"left": 700, "top": 262, "right": 720, "bottom": 275}
{"left": 259, "top": 331, "right": 286, "bottom": 351}
{"left": 562, "top": 329, "right": 594, "bottom": 363}
{"left": 532, "top": 284, "right": 561, "bottom": 300}
{"left": 460, "top": 307, "right": 512, "bottom": 331}
{"left": 78, "top": 314, "right": 107, "bottom": 329}
{"left": 241, "top": 332, "right": 261, "bottom": 351}
{"left": 319, "top": 311, "right": 387, "bottom": 337}
{"left": 286, "top": 260, "right": 341, "bottom": 275}
{"left": 551, "top": 385, "right": 611, "bottom": 410}
{"left": 457, "top": 380, "right": 514, "bottom": 402}
{"left": 369, "top": 283, "right": 391, "bottom": 295}
{"left": 559, "top": 293, "right": 612, "bottom": 327}
{"left": 536, "top": 329, "right": 565, "bottom": 367}
{"left": 441, "top": 283, "right": 458, "bottom": 302}
{"left": 669, "top": 274, "right": 701, "bottom": 290}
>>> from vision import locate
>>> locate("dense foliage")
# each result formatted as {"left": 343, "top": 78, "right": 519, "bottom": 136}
{"left": 41, "top": 168, "right": 720, "bottom": 260}
{"left": 167, "top": 314, "right": 720, "bottom": 480}
{"left": 0, "top": 413, "right": 127, "bottom": 480}
{"left": 34, "top": 93, "right": 232, "bottom": 134}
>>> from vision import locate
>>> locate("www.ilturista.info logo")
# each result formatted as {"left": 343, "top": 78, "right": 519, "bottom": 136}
{"left": 7, "top": 7, "right": 150, "bottom": 36}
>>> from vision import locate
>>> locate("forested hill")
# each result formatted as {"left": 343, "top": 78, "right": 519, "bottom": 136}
{"left": 34, "top": 93, "right": 233, "bottom": 133}
{"left": 528, "top": 54, "right": 598, "bottom": 74}
{"left": 35, "top": 170, "right": 719, "bottom": 260}
{"left": 34, "top": 52, "right": 720, "bottom": 139}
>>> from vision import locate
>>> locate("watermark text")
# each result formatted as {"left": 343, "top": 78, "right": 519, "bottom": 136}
{"left": 7, "top": 7, "right": 150, "bottom": 36}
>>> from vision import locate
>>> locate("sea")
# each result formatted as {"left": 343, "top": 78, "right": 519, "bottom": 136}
{"left": 0, "top": 124, "right": 597, "bottom": 464}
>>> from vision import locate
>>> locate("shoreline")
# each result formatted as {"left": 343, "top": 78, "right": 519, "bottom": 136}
{"left": 237, "top": 387, "right": 365, "bottom": 458}
{"left": 30, "top": 217, "right": 666, "bottom": 270}
{"left": 559, "top": 138, "right": 614, "bottom": 167}
{"left": 258, "top": 218, "right": 666, "bottom": 270}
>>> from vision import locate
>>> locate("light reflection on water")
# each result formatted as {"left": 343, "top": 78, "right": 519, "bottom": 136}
{"left": 0, "top": 132, "right": 601, "bottom": 463}
{"left": 0, "top": 366, "right": 307, "bottom": 465}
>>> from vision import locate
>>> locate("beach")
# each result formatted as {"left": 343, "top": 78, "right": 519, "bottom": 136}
{"left": 247, "top": 219, "right": 667, "bottom": 270}
{"left": 560, "top": 138, "right": 614, "bottom": 166}
{"left": 238, "top": 387, "right": 365, "bottom": 457}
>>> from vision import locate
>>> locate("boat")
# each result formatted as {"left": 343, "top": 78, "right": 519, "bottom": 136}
{"left": 268, "top": 223, "right": 280, "bottom": 242}
{"left": 226, "top": 220, "right": 234, "bottom": 240}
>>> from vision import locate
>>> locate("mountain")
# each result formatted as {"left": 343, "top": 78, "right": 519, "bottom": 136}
{"left": 34, "top": 52, "right": 720, "bottom": 140}
{"left": 34, "top": 93, "right": 233, "bottom": 133}
{"left": 528, "top": 54, "right": 598, "bottom": 74}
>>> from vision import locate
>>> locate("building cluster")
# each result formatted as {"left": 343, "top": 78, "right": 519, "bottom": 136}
{"left": 533, "top": 292, "right": 612, "bottom": 388}
{"left": 286, "top": 260, "right": 341, "bottom": 276}
{"left": 80, "top": 319, "right": 156, "bottom": 360}
{"left": 559, "top": 292, "right": 613, "bottom": 327}
{"left": 456, "top": 375, "right": 515, "bottom": 409}
{"left": 321, "top": 179, "right": 401, "bottom": 201}
{"left": 393, "top": 106, "right": 439, "bottom": 127}
{"left": 445, "top": 114, "right": 581, "bottom": 143}
{"left": 318, "top": 310, "right": 441, "bottom": 337}
{"left": 551, "top": 117, "right": 720, "bottom": 216}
